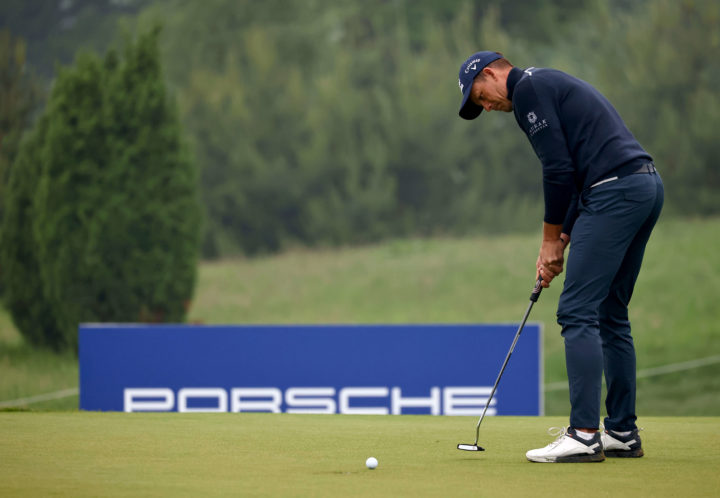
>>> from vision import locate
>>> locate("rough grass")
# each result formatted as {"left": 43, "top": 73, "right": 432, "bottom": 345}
{"left": 1, "top": 216, "right": 719, "bottom": 415}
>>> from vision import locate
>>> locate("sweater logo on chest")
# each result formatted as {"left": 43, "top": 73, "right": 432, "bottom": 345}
{"left": 527, "top": 111, "right": 548, "bottom": 137}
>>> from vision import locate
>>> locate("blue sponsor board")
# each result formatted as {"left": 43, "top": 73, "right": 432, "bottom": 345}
{"left": 79, "top": 324, "right": 542, "bottom": 415}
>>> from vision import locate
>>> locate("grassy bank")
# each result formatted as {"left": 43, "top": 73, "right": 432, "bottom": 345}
{"left": 1, "top": 216, "right": 719, "bottom": 414}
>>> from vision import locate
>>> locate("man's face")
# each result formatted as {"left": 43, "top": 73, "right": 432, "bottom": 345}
{"left": 470, "top": 69, "right": 513, "bottom": 113}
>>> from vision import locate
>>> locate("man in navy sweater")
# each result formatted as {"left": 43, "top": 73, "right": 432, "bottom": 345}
{"left": 458, "top": 52, "right": 663, "bottom": 463}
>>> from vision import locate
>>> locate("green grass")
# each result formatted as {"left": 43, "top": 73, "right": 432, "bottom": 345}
{"left": 1, "top": 413, "right": 718, "bottom": 497}
{"left": 1, "top": 216, "right": 719, "bottom": 414}
{"left": 0, "top": 307, "right": 78, "bottom": 410}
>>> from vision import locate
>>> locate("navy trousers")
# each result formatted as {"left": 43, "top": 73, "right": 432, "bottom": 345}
{"left": 557, "top": 169, "right": 663, "bottom": 431}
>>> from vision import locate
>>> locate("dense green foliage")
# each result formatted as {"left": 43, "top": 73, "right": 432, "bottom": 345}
{"left": 143, "top": 1, "right": 548, "bottom": 255}
{"left": 0, "top": 29, "right": 43, "bottom": 244}
{"left": 2, "top": 0, "right": 718, "bottom": 259}
{"left": 134, "top": 0, "right": 718, "bottom": 256}
{"left": 0, "top": 117, "right": 64, "bottom": 348}
{"left": 594, "top": 0, "right": 720, "bottom": 215}
{"left": 0, "top": 28, "right": 201, "bottom": 351}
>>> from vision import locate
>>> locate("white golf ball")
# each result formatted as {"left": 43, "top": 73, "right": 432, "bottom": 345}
{"left": 365, "top": 457, "right": 378, "bottom": 470}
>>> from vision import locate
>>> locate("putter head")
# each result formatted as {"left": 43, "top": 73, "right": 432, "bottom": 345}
{"left": 457, "top": 443, "right": 485, "bottom": 452}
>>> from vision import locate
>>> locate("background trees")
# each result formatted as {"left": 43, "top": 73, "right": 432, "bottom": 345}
{"left": 0, "top": 28, "right": 43, "bottom": 239}
{"left": 1, "top": 28, "right": 201, "bottom": 350}
{"left": 2, "top": 0, "right": 717, "bottom": 262}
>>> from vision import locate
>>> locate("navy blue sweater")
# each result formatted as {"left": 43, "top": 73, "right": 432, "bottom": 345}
{"left": 507, "top": 67, "right": 652, "bottom": 234}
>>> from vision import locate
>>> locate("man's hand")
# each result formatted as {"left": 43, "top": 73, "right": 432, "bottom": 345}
{"left": 536, "top": 223, "right": 570, "bottom": 288}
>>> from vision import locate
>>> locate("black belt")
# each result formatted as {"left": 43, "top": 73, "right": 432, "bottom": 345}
{"left": 634, "top": 163, "right": 656, "bottom": 174}
{"left": 590, "top": 162, "right": 656, "bottom": 188}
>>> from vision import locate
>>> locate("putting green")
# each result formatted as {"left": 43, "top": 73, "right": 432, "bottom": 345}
{"left": 1, "top": 413, "right": 717, "bottom": 497}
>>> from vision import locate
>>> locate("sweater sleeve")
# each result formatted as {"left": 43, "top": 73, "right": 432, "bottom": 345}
{"left": 513, "top": 78, "right": 576, "bottom": 225}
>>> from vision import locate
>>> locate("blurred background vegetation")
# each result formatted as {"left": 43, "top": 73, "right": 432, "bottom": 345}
{"left": 0, "top": 0, "right": 718, "bottom": 413}
{"left": 3, "top": 0, "right": 718, "bottom": 258}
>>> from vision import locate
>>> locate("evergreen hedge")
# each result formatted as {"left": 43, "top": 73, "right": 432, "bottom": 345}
{"left": 0, "top": 27, "right": 201, "bottom": 351}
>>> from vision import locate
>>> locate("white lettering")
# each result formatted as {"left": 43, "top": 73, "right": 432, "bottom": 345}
{"left": 124, "top": 388, "right": 174, "bottom": 412}
{"left": 391, "top": 387, "right": 441, "bottom": 415}
{"left": 528, "top": 119, "right": 549, "bottom": 137}
{"left": 285, "top": 388, "right": 336, "bottom": 414}
{"left": 177, "top": 388, "right": 228, "bottom": 413}
{"left": 443, "top": 387, "right": 495, "bottom": 416}
{"left": 339, "top": 387, "right": 389, "bottom": 415}
{"left": 465, "top": 58, "right": 483, "bottom": 73}
{"left": 122, "top": 386, "right": 504, "bottom": 415}
{"left": 231, "top": 388, "right": 282, "bottom": 413}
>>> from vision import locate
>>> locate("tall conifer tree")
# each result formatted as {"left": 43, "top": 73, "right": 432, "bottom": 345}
{"left": 1, "top": 27, "right": 201, "bottom": 351}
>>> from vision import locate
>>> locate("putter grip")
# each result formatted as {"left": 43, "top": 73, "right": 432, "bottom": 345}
{"left": 530, "top": 277, "right": 543, "bottom": 302}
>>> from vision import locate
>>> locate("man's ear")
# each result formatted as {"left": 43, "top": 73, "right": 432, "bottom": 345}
{"left": 481, "top": 66, "right": 496, "bottom": 80}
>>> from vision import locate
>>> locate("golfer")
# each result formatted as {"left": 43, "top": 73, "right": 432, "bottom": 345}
{"left": 457, "top": 52, "right": 663, "bottom": 462}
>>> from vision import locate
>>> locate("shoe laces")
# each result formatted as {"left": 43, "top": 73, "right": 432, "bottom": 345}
{"left": 545, "top": 426, "right": 570, "bottom": 449}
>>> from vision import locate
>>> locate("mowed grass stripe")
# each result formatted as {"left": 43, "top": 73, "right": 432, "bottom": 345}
{"left": 0, "top": 413, "right": 718, "bottom": 497}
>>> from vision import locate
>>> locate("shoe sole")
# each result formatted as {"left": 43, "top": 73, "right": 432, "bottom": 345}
{"left": 527, "top": 452, "right": 605, "bottom": 463}
{"left": 605, "top": 448, "right": 644, "bottom": 458}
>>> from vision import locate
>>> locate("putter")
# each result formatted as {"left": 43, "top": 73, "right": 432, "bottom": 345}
{"left": 457, "top": 277, "right": 543, "bottom": 452}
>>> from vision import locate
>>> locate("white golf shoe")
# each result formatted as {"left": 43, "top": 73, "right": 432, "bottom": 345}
{"left": 526, "top": 427, "right": 605, "bottom": 463}
{"left": 601, "top": 428, "right": 644, "bottom": 458}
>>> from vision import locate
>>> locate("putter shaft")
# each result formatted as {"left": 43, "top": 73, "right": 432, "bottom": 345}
{"left": 468, "top": 278, "right": 543, "bottom": 447}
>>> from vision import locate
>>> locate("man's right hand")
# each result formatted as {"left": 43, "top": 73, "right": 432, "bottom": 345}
{"left": 536, "top": 223, "right": 570, "bottom": 288}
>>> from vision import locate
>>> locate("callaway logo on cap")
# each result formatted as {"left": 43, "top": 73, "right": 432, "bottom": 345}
{"left": 457, "top": 51, "right": 503, "bottom": 120}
